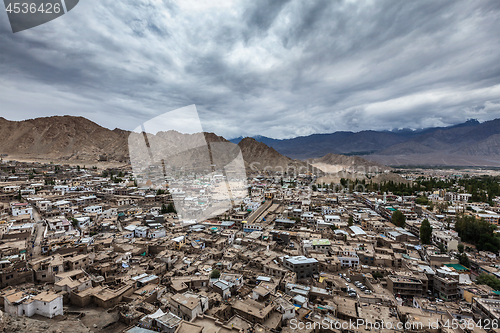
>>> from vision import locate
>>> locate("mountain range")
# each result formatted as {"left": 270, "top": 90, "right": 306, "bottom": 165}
{"left": 230, "top": 119, "right": 500, "bottom": 166}
{"left": 0, "top": 116, "right": 318, "bottom": 174}
{"left": 1, "top": 115, "right": 499, "bottom": 168}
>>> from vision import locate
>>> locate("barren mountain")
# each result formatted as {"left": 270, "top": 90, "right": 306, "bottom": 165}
{"left": 0, "top": 116, "right": 129, "bottom": 162}
{"left": 0, "top": 116, "right": 319, "bottom": 175}
{"left": 237, "top": 137, "right": 317, "bottom": 174}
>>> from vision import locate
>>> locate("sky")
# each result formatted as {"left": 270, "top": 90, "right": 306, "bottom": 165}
{"left": 1, "top": 0, "right": 500, "bottom": 139}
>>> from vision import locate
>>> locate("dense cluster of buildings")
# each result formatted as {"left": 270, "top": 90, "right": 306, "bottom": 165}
{"left": 1, "top": 160, "right": 500, "bottom": 332}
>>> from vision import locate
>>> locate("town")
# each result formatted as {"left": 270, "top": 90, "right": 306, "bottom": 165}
{"left": 1, "top": 159, "right": 500, "bottom": 333}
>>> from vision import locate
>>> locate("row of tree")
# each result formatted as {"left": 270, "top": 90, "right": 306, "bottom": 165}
{"left": 455, "top": 214, "right": 500, "bottom": 253}
{"left": 161, "top": 203, "right": 177, "bottom": 214}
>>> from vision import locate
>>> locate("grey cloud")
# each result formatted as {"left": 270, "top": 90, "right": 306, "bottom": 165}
{"left": 0, "top": 0, "right": 499, "bottom": 139}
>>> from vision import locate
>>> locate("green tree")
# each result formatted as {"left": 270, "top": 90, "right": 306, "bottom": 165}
{"left": 455, "top": 214, "right": 500, "bottom": 252}
{"left": 71, "top": 218, "right": 79, "bottom": 228}
{"left": 415, "top": 196, "right": 429, "bottom": 205}
{"left": 372, "top": 271, "right": 384, "bottom": 279}
{"left": 166, "top": 202, "right": 177, "bottom": 214}
{"left": 436, "top": 201, "right": 449, "bottom": 214}
{"left": 210, "top": 269, "right": 221, "bottom": 279}
{"left": 392, "top": 210, "right": 406, "bottom": 228}
{"left": 161, "top": 203, "right": 168, "bottom": 214}
{"left": 419, "top": 219, "right": 432, "bottom": 245}
{"left": 458, "top": 253, "right": 470, "bottom": 268}
{"left": 312, "top": 185, "right": 317, "bottom": 191}
{"left": 438, "top": 242, "right": 446, "bottom": 254}
{"left": 348, "top": 216, "right": 354, "bottom": 226}
{"left": 457, "top": 243, "right": 465, "bottom": 253}
{"left": 476, "top": 273, "right": 500, "bottom": 290}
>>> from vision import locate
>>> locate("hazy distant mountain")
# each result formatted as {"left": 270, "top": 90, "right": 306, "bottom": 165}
{"left": 230, "top": 119, "right": 500, "bottom": 166}
{"left": 232, "top": 131, "right": 407, "bottom": 158}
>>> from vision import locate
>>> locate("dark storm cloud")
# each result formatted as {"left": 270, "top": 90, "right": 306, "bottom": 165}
{"left": 0, "top": 0, "right": 500, "bottom": 138}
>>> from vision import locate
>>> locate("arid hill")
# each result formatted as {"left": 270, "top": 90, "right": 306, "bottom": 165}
{"left": 0, "top": 116, "right": 129, "bottom": 162}
{"left": 0, "top": 116, "right": 318, "bottom": 175}
{"left": 237, "top": 137, "right": 316, "bottom": 174}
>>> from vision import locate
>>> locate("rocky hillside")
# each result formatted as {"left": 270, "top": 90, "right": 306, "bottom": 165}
{"left": 237, "top": 137, "right": 316, "bottom": 174}
{"left": 0, "top": 116, "right": 129, "bottom": 162}
{"left": 0, "top": 116, "right": 319, "bottom": 174}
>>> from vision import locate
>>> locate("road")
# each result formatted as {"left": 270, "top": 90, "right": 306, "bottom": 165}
{"left": 30, "top": 207, "right": 45, "bottom": 258}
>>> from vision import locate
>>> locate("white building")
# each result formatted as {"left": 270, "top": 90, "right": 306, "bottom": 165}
{"left": 301, "top": 212, "right": 315, "bottom": 223}
{"left": 74, "top": 216, "right": 91, "bottom": 228}
{"left": 432, "top": 230, "right": 460, "bottom": 252}
{"left": 36, "top": 200, "right": 53, "bottom": 212}
{"left": 445, "top": 192, "right": 472, "bottom": 203}
{"left": 83, "top": 205, "right": 102, "bottom": 214}
{"left": 101, "top": 208, "right": 117, "bottom": 219}
{"left": 324, "top": 215, "right": 341, "bottom": 224}
{"left": 11, "top": 203, "right": 33, "bottom": 218}
{"left": 337, "top": 254, "right": 360, "bottom": 268}
{"left": 322, "top": 206, "right": 335, "bottom": 215}
{"left": 148, "top": 228, "right": 166, "bottom": 239}
{"left": 4, "top": 291, "right": 63, "bottom": 318}
{"left": 135, "top": 226, "right": 149, "bottom": 238}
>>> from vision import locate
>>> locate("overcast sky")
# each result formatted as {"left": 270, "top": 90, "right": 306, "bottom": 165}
{"left": 1, "top": 0, "right": 500, "bottom": 139}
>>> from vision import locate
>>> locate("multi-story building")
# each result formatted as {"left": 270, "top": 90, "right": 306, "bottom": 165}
{"left": 445, "top": 192, "right": 472, "bottom": 203}
{"left": 387, "top": 275, "right": 424, "bottom": 297}
{"left": 11, "top": 203, "right": 33, "bottom": 218}
{"left": 431, "top": 230, "right": 460, "bottom": 252}
{"left": 283, "top": 256, "right": 318, "bottom": 279}
{"left": 433, "top": 276, "right": 459, "bottom": 301}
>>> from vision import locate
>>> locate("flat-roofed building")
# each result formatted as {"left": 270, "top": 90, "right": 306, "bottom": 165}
{"left": 283, "top": 255, "right": 318, "bottom": 279}
{"left": 387, "top": 275, "right": 424, "bottom": 297}
{"left": 433, "top": 275, "right": 459, "bottom": 301}
{"left": 168, "top": 292, "right": 208, "bottom": 321}
{"left": 4, "top": 290, "right": 63, "bottom": 318}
